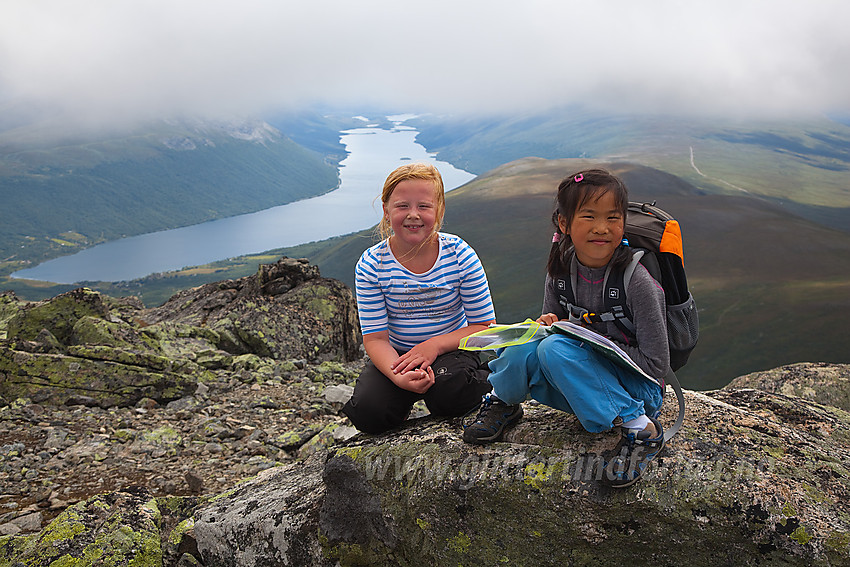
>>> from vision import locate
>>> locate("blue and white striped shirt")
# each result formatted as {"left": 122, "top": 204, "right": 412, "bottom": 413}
{"left": 355, "top": 233, "right": 496, "bottom": 351}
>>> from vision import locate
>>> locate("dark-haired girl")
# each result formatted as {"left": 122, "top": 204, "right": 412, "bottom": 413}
{"left": 463, "top": 169, "right": 668, "bottom": 487}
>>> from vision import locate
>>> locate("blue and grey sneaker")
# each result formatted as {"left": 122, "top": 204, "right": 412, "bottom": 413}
{"left": 462, "top": 393, "right": 523, "bottom": 444}
{"left": 602, "top": 416, "right": 665, "bottom": 488}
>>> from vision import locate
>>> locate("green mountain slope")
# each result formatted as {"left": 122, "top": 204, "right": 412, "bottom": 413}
{"left": 10, "top": 157, "right": 847, "bottom": 390}
{"left": 277, "top": 158, "right": 850, "bottom": 390}
{"left": 410, "top": 110, "right": 850, "bottom": 232}
{"left": 0, "top": 116, "right": 341, "bottom": 274}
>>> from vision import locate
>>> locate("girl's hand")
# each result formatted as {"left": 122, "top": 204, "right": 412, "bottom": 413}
{"left": 393, "top": 366, "right": 435, "bottom": 394}
{"left": 536, "top": 313, "right": 561, "bottom": 326}
{"left": 392, "top": 342, "right": 440, "bottom": 375}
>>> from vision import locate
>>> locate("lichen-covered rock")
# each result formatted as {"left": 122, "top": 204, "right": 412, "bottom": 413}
{"left": 727, "top": 361, "right": 850, "bottom": 412}
{"left": 194, "top": 454, "right": 330, "bottom": 566}
{"left": 0, "top": 488, "right": 163, "bottom": 567}
{"left": 0, "top": 291, "right": 24, "bottom": 340}
{"left": 0, "top": 257, "right": 360, "bottom": 408}
{"left": 144, "top": 257, "right": 361, "bottom": 363}
{"left": 0, "top": 345, "right": 200, "bottom": 407}
{"left": 192, "top": 388, "right": 850, "bottom": 566}
{"left": 6, "top": 288, "right": 111, "bottom": 345}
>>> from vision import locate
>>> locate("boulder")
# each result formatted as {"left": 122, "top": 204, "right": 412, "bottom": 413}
{"left": 144, "top": 257, "right": 361, "bottom": 363}
{"left": 0, "top": 257, "right": 361, "bottom": 408}
{"left": 5, "top": 288, "right": 111, "bottom": 345}
{"left": 0, "top": 347, "right": 200, "bottom": 407}
{"left": 0, "top": 488, "right": 163, "bottom": 566}
{"left": 0, "top": 288, "right": 204, "bottom": 406}
{"left": 190, "top": 387, "right": 850, "bottom": 566}
{"left": 727, "top": 362, "right": 850, "bottom": 412}
{"left": 0, "top": 291, "right": 24, "bottom": 340}
{"left": 0, "top": 488, "right": 204, "bottom": 567}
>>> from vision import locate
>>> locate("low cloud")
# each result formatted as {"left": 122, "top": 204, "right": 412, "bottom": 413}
{"left": 2, "top": 0, "right": 848, "bottom": 125}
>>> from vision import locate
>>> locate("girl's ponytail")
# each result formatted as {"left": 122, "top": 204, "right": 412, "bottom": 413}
{"left": 546, "top": 210, "right": 569, "bottom": 277}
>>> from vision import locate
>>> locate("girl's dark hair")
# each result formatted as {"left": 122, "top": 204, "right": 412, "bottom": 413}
{"left": 546, "top": 168, "right": 634, "bottom": 277}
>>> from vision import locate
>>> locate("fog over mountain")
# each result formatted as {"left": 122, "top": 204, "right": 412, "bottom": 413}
{"left": 2, "top": 0, "right": 849, "bottom": 129}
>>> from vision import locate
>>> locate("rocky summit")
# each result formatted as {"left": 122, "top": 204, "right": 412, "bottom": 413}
{"left": 1, "top": 258, "right": 850, "bottom": 566}
{"left": 0, "top": 258, "right": 363, "bottom": 535}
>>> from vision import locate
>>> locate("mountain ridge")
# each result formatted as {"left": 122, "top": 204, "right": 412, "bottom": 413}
{"left": 409, "top": 109, "right": 850, "bottom": 231}
{"left": 0, "top": 116, "right": 342, "bottom": 274}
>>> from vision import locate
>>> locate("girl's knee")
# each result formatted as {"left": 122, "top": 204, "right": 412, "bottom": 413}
{"left": 343, "top": 398, "right": 407, "bottom": 434}
{"left": 537, "top": 337, "right": 591, "bottom": 378}
{"left": 645, "top": 384, "right": 664, "bottom": 415}
{"left": 488, "top": 340, "right": 537, "bottom": 372}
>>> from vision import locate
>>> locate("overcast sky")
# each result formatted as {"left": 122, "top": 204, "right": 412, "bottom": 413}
{"left": 2, "top": 0, "right": 848, "bottom": 126}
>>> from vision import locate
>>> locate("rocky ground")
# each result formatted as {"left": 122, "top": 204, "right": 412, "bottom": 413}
{"left": 5, "top": 254, "right": 845, "bottom": 565}
{"left": 0, "top": 257, "right": 372, "bottom": 539}
{"left": 0, "top": 358, "right": 366, "bottom": 537}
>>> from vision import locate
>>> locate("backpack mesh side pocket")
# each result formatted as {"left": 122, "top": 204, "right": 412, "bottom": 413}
{"left": 667, "top": 292, "right": 699, "bottom": 371}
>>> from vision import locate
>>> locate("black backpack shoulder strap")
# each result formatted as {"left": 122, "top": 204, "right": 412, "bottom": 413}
{"left": 569, "top": 254, "right": 578, "bottom": 305}
{"left": 556, "top": 256, "right": 586, "bottom": 323}
{"left": 602, "top": 251, "right": 644, "bottom": 337}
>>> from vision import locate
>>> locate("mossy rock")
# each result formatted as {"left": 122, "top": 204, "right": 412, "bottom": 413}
{"left": 727, "top": 362, "right": 850, "bottom": 412}
{"left": 142, "top": 321, "right": 225, "bottom": 362}
{"left": 193, "top": 389, "right": 850, "bottom": 566}
{"left": 0, "top": 489, "right": 163, "bottom": 567}
{"left": 0, "top": 290, "right": 25, "bottom": 338}
{"left": 6, "top": 288, "right": 110, "bottom": 344}
{"left": 275, "top": 423, "right": 326, "bottom": 450}
{"left": 146, "top": 257, "right": 361, "bottom": 363}
{"left": 0, "top": 347, "right": 197, "bottom": 407}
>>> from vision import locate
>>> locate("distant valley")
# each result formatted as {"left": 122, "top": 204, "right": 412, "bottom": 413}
{"left": 410, "top": 110, "right": 850, "bottom": 232}
{"left": 2, "top": 108, "right": 850, "bottom": 391}
{"left": 0, "top": 111, "right": 357, "bottom": 277}
{"left": 15, "top": 157, "right": 848, "bottom": 392}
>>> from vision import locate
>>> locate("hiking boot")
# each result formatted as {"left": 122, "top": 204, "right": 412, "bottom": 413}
{"left": 602, "top": 416, "right": 665, "bottom": 488}
{"left": 462, "top": 393, "right": 523, "bottom": 444}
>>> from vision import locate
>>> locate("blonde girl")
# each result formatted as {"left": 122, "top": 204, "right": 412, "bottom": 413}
{"left": 342, "top": 163, "right": 497, "bottom": 433}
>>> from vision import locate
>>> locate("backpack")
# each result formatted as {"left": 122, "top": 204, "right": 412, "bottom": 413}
{"left": 557, "top": 201, "right": 699, "bottom": 441}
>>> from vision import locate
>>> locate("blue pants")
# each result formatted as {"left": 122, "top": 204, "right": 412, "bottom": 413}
{"left": 488, "top": 334, "right": 663, "bottom": 433}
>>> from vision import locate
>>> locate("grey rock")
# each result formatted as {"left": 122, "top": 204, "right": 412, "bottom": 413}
{"left": 194, "top": 454, "right": 330, "bottom": 567}
{"left": 727, "top": 361, "right": 850, "bottom": 412}
{"left": 1, "top": 257, "right": 360, "bottom": 410}
{"left": 9, "top": 512, "right": 41, "bottom": 533}
{"left": 144, "top": 257, "right": 361, "bottom": 363}
{"left": 190, "top": 387, "right": 850, "bottom": 566}
{"left": 322, "top": 384, "right": 354, "bottom": 404}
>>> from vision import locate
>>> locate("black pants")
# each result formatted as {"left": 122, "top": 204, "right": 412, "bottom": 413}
{"left": 342, "top": 350, "right": 492, "bottom": 434}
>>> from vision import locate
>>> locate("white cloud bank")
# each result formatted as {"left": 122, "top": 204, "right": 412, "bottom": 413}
{"left": 1, "top": 0, "right": 848, "bottom": 124}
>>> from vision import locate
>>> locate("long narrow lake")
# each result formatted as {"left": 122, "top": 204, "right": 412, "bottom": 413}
{"left": 12, "top": 115, "right": 474, "bottom": 284}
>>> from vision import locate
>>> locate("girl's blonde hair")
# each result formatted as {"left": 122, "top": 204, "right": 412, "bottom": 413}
{"left": 378, "top": 163, "right": 446, "bottom": 241}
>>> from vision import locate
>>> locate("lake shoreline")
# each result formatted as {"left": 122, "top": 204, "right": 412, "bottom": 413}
{"left": 11, "top": 116, "right": 474, "bottom": 284}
